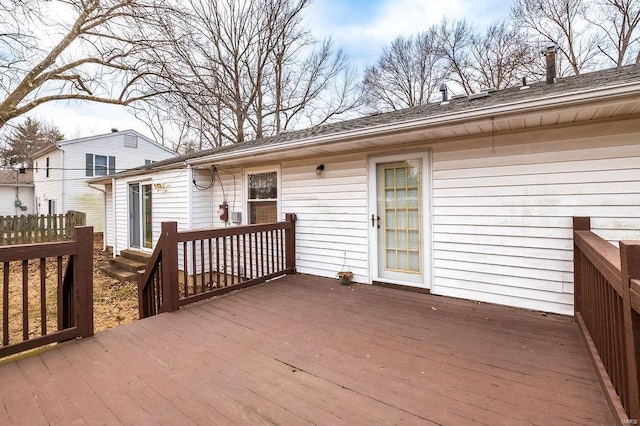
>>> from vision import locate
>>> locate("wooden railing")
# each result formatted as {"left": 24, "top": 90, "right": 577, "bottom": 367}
{"left": 0, "top": 210, "right": 86, "bottom": 246}
{"left": 573, "top": 217, "right": 640, "bottom": 424}
{"left": 0, "top": 226, "right": 94, "bottom": 359}
{"left": 139, "top": 214, "right": 296, "bottom": 319}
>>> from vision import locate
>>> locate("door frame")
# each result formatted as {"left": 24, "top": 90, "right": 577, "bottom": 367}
{"left": 367, "top": 151, "right": 432, "bottom": 289}
{"left": 128, "top": 180, "right": 153, "bottom": 252}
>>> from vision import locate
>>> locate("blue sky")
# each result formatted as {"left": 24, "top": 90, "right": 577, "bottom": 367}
{"left": 30, "top": 0, "right": 510, "bottom": 141}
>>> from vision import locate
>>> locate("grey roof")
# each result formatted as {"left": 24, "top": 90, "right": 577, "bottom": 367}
{"left": 104, "top": 64, "right": 640, "bottom": 177}
{"left": 0, "top": 170, "right": 33, "bottom": 185}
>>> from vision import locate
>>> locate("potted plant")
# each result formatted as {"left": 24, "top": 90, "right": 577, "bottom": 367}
{"left": 337, "top": 271, "right": 353, "bottom": 286}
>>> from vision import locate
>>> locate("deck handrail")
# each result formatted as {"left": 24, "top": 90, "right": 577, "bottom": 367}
{"left": 139, "top": 214, "right": 296, "bottom": 319}
{"left": 573, "top": 217, "right": 639, "bottom": 423}
{"left": 0, "top": 226, "right": 93, "bottom": 358}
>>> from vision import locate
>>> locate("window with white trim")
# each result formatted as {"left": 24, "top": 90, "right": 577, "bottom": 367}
{"left": 247, "top": 171, "right": 278, "bottom": 224}
{"left": 86, "top": 154, "right": 115, "bottom": 176}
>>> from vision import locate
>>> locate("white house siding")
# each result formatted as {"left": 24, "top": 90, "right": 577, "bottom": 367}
{"left": 191, "top": 168, "right": 216, "bottom": 230}
{"left": 430, "top": 120, "right": 640, "bottom": 315}
{"left": 0, "top": 186, "right": 34, "bottom": 215}
{"left": 281, "top": 154, "right": 369, "bottom": 282}
{"left": 62, "top": 132, "right": 176, "bottom": 233}
{"left": 33, "top": 151, "right": 62, "bottom": 215}
{"left": 112, "top": 169, "right": 189, "bottom": 256}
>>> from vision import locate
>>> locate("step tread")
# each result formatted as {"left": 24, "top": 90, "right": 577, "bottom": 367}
{"left": 120, "top": 249, "right": 152, "bottom": 263}
{"left": 99, "top": 264, "right": 139, "bottom": 282}
{"left": 111, "top": 256, "right": 147, "bottom": 272}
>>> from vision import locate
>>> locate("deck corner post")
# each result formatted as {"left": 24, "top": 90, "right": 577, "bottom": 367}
{"left": 161, "top": 222, "right": 179, "bottom": 313}
{"left": 619, "top": 241, "right": 640, "bottom": 420}
{"left": 573, "top": 217, "right": 591, "bottom": 319}
{"left": 285, "top": 214, "right": 296, "bottom": 273}
{"left": 74, "top": 226, "right": 94, "bottom": 338}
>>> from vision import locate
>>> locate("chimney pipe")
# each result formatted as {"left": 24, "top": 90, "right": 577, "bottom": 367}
{"left": 439, "top": 83, "right": 448, "bottom": 102}
{"left": 543, "top": 45, "right": 558, "bottom": 84}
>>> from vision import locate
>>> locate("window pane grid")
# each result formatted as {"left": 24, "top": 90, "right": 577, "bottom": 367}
{"left": 382, "top": 163, "right": 421, "bottom": 274}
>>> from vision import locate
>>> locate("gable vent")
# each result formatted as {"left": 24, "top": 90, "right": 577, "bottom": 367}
{"left": 124, "top": 134, "right": 138, "bottom": 148}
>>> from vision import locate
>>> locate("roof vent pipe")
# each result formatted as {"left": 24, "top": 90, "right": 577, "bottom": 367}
{"left": 111, "top": 128, "right": 118, "bottom": 133}
{"left": 439, "top": 83, "right": 448, "bottom": 102}
{"left": 543, "top": 45, "right": 558, "bottom": 84}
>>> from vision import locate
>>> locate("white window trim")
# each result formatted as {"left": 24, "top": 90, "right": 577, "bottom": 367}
{"left": 243, "top": 165, "right": 281, "bottom": 225}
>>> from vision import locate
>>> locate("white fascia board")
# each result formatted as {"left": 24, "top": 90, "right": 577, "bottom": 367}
{"left": 186, "top": 82, "right": 640, "bottom": 166}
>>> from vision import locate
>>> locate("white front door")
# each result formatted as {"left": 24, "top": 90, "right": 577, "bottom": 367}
{"left": 369, "top": 154, "right": 430, "bottom": 288}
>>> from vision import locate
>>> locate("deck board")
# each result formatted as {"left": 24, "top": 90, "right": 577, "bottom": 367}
{"left": 0, "top": 275, "right": 613, "bottom": 425}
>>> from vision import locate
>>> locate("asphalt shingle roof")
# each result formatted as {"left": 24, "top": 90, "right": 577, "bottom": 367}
{"left": 106, "top": 63, "right": 640, "bottom": 177}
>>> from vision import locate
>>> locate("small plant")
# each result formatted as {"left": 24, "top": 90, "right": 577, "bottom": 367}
{"left": 337, "top": 270, "right": 353, "bottom": 286}
{"left": 337, "top": 251, "right": 353, "bottom": 285}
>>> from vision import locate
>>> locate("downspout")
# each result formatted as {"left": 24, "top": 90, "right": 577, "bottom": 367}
{"left": 88, "top": 183, "right": 107, "bottom": 251}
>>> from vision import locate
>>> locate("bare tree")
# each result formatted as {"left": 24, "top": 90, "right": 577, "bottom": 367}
{"left": 0, "top": 0, "right": 171, "bottom": 130}
{"left": 436, "top": 19, "right": 476, "bottom": 95}
{"left": 589, "top": 0, "right": 640, "bottom": 66}
{"left": 511, "top": 0, "right": 601, "bottom": 75}
{"left": 362, "top": 28, "right": 450, "bottom": 111}
{"left": 468, "top": 21, "right": 541, "bottom": 90}
{"left": 141, "top": 0, "right": 360, "bottom": 147}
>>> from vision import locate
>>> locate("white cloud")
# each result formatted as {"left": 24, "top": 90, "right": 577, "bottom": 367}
{"left": 306, "top": 0, "right": 510, "bottom": 69}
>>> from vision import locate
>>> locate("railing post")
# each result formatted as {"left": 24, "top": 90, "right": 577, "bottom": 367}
{"left": 285, "top": 213, "right": 297, "bottom": 273}
{"left": 620, "top": 241, "right": 640, "bottom": 421}
{"left": 573, "top": 217, "right": 591, "bottom": 319}
{"left": 160, "top": 222, "right": 179, "bottom": 313}
{"left": 74, "top": 226, "right": 94, "bottom": 338}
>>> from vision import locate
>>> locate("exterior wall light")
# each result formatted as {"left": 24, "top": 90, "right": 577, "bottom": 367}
{"left": 316, "top": 164, "right": 325, "bottom": 175}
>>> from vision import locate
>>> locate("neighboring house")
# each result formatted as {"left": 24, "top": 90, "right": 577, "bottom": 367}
{"left": 90, "top": 64, "right": 640, "bottom": 316}
{"left": 0, "top": 169, "right": 34, "bottom": 216}
{"left": 32, "top": 129, "right": 177, "bottom": 233}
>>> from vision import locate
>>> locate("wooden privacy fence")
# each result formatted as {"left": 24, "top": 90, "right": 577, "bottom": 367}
{"left": 138, "top": 214, "right": 296, "bottom": 319}
{"left": 0, "top": 211, "right": 86, "bottom": 246}
{"left": 0, "top": 226, "right": 93, "bottom": 359}
{"left": 573, "top": 217, "right": 640, "bottom": 424}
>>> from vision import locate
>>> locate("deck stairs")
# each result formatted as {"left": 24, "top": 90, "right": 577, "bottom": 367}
{"left": 99, "top": 249, "right": 151, "bottom": 282}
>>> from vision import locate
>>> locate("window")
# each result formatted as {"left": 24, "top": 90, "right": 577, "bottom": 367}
{"left": 247, "top": 171, "right": 278, "bottom": 224}
{"left": 86, "top": 154, "right": 116, "bottom": 176}
{"left": 46, "top": 157, "right": 49, "bottom": 177}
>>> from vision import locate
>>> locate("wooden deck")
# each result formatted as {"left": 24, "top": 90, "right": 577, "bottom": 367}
{"left": 0, "top": 275, "right": 613, "bottom": 425}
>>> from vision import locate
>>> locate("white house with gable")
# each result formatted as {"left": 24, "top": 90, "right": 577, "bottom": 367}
{"left": 32, "top": 129, "right": 176, "bottom": 232}
{"left": 91, "top": 64, "right": 640, "bottom": 316}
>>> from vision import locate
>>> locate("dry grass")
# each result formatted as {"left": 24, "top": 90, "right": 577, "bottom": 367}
{"left": 0, "top": 234, "right": 138, "bottom": 347}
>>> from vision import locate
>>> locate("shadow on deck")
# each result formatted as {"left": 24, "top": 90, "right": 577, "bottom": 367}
{"left": 0, "top": 275, "right": 612, "bottom": 425}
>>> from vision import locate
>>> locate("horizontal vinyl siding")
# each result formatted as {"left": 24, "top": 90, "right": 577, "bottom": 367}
{"left": 191, "top": 168, "right": 215, "bottom": 229}
{"left": 432, "top": 140, "right": 640, "bottom": 315}
{"left": 282, "top": 155, "right": 368, "bottom": 282}
{"left": 33, "top": 151, "right": 62, "bottom": 214}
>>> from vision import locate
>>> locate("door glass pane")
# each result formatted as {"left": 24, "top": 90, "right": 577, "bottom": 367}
{"left": 142, "top": 184, "right": 152, "bottom": 249}
{"left": 381, "top": 162, "right": 421, "bottom": 274}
